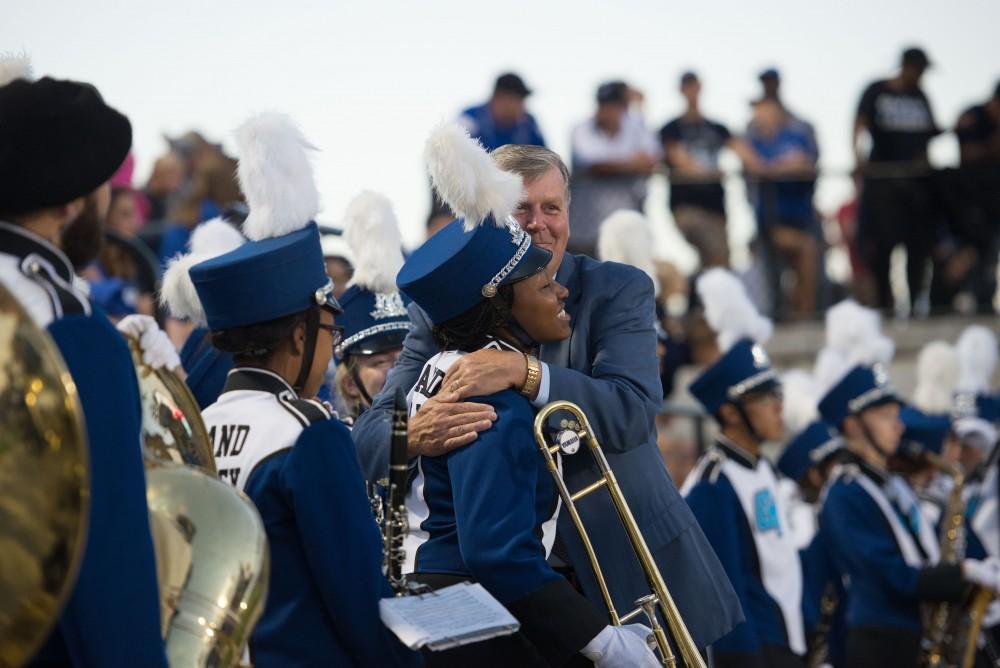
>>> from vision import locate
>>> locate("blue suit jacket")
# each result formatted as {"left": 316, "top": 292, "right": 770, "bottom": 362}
{"left": 352, "top": 254, "right": 742, "bottom": 648}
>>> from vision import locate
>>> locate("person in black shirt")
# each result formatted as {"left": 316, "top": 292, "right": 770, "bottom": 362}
{"left": 660, "top": 72, "right": 755, "bottom": 269}
{"left": 853, "top": 46, "right": 941, "bottom": 312}
{"left": 946, "top": 81, "right": 1000, "bottom": 312}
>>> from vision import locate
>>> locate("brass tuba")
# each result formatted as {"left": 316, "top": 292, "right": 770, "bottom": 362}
{"left": 533, "top": 401, "right": 706, "bottom": 668}
{"left": 0, "top": 284, "right": 89, "bottom": 668}
{"left": 128, "top": 334, "right": 269, "bottom": 667}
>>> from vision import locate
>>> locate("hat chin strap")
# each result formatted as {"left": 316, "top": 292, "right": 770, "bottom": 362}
{"left": 292, "top": 308, "right": 320, "bottom": 395}
{"left": 348, "top": 362, "right": 374, "bottom": 408}
{"left": 734, "top": 401, "right": 765, "bottom": 445}
{"left": 857, "top": 414, "right": 893, "bottom": 462}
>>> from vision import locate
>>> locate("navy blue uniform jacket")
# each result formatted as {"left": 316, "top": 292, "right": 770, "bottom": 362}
{"left": 353, "top": 253, "right": 742, "bottom": 648}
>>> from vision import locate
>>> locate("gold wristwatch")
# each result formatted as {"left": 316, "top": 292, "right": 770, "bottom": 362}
{"left": 521, "top": 353, "right": 541, "bottom": 398}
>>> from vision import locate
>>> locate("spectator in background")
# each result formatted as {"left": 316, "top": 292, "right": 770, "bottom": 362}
{"left": 853, "top": 47, "right": 941, "bottom": 313}
{"left": 83, "top": 187, "right": 159, "bottom": 320}
{"left": 753, "top": 67, "right": 819, "bottom": 156}
{"left": 158, "top": 152, "right": 242, "bottom": 264}
{"left": 569, "top": 81, "right": 659, "bottom": 257}
{"left": 142, "top": 152, "right": 185, "bottom": 222}
{"left": 945, "top": 80, "right": 1000, "bottom": 312}
{"left": 458, "top": 72, "right": 545, "bottom": 151}
{"left": 745, "top": 97, "right": 821, "bottom": 318}
{"left": 319, "top": 226, "right": 355, "bottom": 301}
{"left": 660, "top": 71, "right": 755, "bottom": 269}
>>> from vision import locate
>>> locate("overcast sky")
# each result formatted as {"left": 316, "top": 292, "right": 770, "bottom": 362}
{"left": 4, "top": 0, "right": 998, "bottom": 269}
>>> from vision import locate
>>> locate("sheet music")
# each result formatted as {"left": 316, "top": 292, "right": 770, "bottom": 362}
{"left": 380, "top": 582, "right": 520, "bottom": 651}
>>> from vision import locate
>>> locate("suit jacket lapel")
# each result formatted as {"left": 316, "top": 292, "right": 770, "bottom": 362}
{"left": 540, "top": 255, "right": 581, "bottom": 369}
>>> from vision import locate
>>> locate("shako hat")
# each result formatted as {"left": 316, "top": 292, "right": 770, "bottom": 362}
{"left": 396, "top": 123, "right": 550, "bottom": 325}
{"left": 188, "top": 113, "right": 341, "bottom": 331}
{"left": 0, "top": 55, "right": 132, "bottom": 214}
{"left": 335, "top": 191, "right": 412, "bottom": 358}
{"left": 688, "top": 269, "right": 778, "bottom": 415}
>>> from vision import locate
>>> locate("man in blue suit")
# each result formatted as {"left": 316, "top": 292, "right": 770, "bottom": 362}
{"left": 352, "top": 144, "right": 742, "bottom": 650}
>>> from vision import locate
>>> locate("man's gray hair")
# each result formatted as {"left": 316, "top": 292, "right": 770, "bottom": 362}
{"left": 490, "top": 144, "right": 571, "bottom": 203}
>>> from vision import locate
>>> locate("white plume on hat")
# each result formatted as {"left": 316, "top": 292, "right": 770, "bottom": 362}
{"left": 343, "top": 190, "right": 403, "bottom": 294}
{"left": 159, "top": 218, "right": 246, "bottom": 324}
{"left": 235, "top": 113, "right": 321, "bottom": 242}
{"left": 0, "top": 52, "right": 33, "bottom": 87}
{"left": 781, "top": 368, "right": 821, "bottom": 435}
{"left": 696, "top": 268, "right": 773, "bottom": 352}
{"left": 813, "top": 299, "right": 895, "bottom": 394}
{"left": 955, "top": 325, "right": 998, "bottom": 393}
{"left": 597, "top": 210, "right": 661, "bottom": 297}
{"left": 913, "top": 340, "right": 958, "bottom": 414}
{"left": 424, "top": 122, "right": 524, "bottom": 232}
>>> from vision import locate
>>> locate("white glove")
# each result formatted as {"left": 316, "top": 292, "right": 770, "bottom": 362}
{"left": 581, "top": 624, "right": 660, "bottom": 668}
{"left": 963, "top": 557, "right": 1000, "bottom": 593}
{"left": 116, "top": 315, "right": 181, "bottom": 372}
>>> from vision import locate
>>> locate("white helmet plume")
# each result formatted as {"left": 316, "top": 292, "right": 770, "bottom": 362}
{"left": 695, "top": 268, "right": 772, "bottom": 352}
{"left": 159, "top": 218, "right": 246, "bottom": 324}
{"left": 423, "top": 122, "right": 523, "bottom": 231}
{"left": 342, "top": 190, "right": 403, "bottom": 295}
{"left": 235, "top": 113, "right": 321, "bottom": 242}
{"left": 597, "top": 210, "right": 660, "bottom": 297}
{"left": 955, "top": 325, "right": 998, "bottom": 394}
{"left": 913, "top": 341, "right": 958, "bottom": 414}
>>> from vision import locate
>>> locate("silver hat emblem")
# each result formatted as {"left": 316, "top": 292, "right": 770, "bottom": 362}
{"left": 370, "top": 292, "right": 408, "bottom": 320}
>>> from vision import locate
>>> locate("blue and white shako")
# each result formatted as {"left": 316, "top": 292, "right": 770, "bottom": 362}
{"left": 689, "top": 338, "right": 780, "bottom": 415}
{"left": 818, "top": 363, "right": 899, "bottom": 429}
{"left": 335, "top": 286, "right": 412, "bottom": 359}
{"left": 396, "top": 214, "right": 551, "bottom": 325}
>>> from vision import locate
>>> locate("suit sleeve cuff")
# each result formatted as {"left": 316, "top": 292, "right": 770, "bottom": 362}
{"left": 505, "top": 578, "right": 607, "bottom": 666}
{"left": 916, "top": 563, "right": 964, "bottom": 602}
{"left": 530, "top": 362, "right": 551, "bottom": 408}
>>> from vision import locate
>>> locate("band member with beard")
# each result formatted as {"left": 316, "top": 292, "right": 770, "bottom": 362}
{"left": 332, "top": 191, "right": 411, "bottom": 422}
{"left": 161, "top": 113, "right": 418, "bottom": 667}
{"left": 0, "top": 59, "right": 171, "bottom": 666}
{"left": 395, "top": 122, "right": 659, "bottom": 667}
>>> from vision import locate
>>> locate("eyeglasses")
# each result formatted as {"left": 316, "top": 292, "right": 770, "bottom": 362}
{"left": 317, "top": 323, "right": 344, "bottom": 350}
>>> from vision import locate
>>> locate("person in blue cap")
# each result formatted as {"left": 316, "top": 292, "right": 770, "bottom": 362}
{"left": 332, "top": 191, "right": 411, "bottom": 422}
{"left": 0, "top": 57, "right": 171, "bottom": 667}
{"left": 777, "top": 420, "right": 847, "bottom": 668}
{"left": 160, "top": 217, "right": 244, "bottom": 408}
{"left": 394, "top": 122, "right": 659, "bottom": 668}
{"left": 681, "top": 268, "right": 806, "bottom": 668}
{"left": 164, "top": 112, "right": 418, "bottom": 668}
{"left": 817, "top": 362, "right": 1000, "bottom": 668}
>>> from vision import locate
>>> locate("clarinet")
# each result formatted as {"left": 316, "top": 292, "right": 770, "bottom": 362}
{"left": 384, "top": 387, "right": 411, "bottom": 594}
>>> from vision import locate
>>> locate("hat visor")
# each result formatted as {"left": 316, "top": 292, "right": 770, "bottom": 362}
{"left": 343, "top": 329, "right": 408, "bottom": 358}
{"left": 500, "top": 243, "right": 552, "bottom": 287}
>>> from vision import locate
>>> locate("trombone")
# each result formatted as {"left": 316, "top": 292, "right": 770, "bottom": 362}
{"left": 533, "top": 401, "right": 705, "bottom": 668}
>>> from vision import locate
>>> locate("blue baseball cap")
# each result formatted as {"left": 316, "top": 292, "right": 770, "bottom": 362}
{"left": 688, "top": 338, "right": 780, "bottom": 415}
{"left": 777, "top": 421, "right": 842, "bottom": 482}
{"left": 190, "top": 221, "right": 341, "bottom": 331}
{"left": 396, "top": 215, "right": 551, "bottom": 325}
{"left": 818, "top": 364, "right": 899, "bottom": 430}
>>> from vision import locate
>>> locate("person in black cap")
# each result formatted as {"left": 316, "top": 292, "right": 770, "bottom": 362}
{"left": 0, "top": 59, "right": 170, "bottom": 666}
{"left": 457, "top": 71, "right": 546, "bottom": 151}
{"left": 569, "top": 80, "right": 659, "bottom": 256}
{"left": 853, "top": 45, "right": 941, "bottom": 313}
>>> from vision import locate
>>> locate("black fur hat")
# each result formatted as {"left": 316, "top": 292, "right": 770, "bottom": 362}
{"left": 0, "top": 76, "right": 131, "bottom": 214}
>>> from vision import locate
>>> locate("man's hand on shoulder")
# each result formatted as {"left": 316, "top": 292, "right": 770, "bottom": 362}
{"left": 407, "top": 396, "right": 497, "bottom": 457}
{"left": 441, "top": 349, "right": 528, "bottom": 400}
